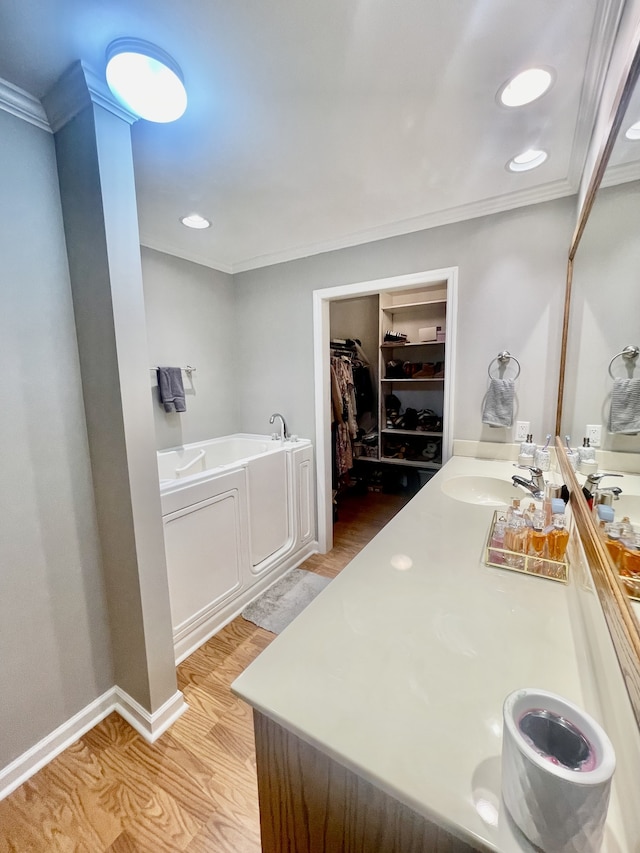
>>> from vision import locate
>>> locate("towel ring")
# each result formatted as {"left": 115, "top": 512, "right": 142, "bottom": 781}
{"left": 607, "top": 345, "right": 639, "bottom": 378}
{"left": 488, "top": 350, "right": 521, "bottom": 380}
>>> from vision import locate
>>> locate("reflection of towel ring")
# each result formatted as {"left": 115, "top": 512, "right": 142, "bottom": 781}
{"left": 488, "top": 350, "right": 521, "bottom": 380}
{"left": 607, "top": 345, "right": 639, "bottom": 378}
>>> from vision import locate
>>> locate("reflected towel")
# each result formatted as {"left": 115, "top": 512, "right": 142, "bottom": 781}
{"left": 157, "top": 367, "right": 186, "bottom": 413}
{"left": 609, "top": 377, "right": 640, "bottom": 434}
{"left": 482, "top": 378, "right": 514, "bottom": 428}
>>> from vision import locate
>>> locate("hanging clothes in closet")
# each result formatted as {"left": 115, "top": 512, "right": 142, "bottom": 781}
{"left": 330, "top": 339, "right": 373, "bottom": 482}
{"left": 331, "top": 353, "right": 356, "bottom": 478}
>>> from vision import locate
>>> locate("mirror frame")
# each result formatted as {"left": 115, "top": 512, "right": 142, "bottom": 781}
{"left": 555, "top": 31, "right": 640, "bottom": 728}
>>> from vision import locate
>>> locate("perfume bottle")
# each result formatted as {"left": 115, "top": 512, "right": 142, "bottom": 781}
{"left": 489, "top": 513, "right": 507, "bottom": 564}
{"left": 528, "top": 509, "right": 547, "bottom": 572}
{"left": 534, "top": 435, "right": 552, "bottom": 473}
{"left": 543, "top": 483, "right": 563, "bottom": 527}
{"left": 523, "top": 502, "right": 538, "bottom": 525}
{"left": 505, "top": 498, "right": 521, "bottom": 521}
{"left": 505, "top": 513, "right": 527, "bottom": 569}
{"left": 547, "top": 514, "right": 569, "bottom": 561}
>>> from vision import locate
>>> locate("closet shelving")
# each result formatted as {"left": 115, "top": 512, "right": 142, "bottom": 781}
{"left": 377, "top": 286, "right": 449, "bottom": 471}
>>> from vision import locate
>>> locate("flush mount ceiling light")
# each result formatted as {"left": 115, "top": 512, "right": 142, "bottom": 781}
{"left": 105, "top": 38, "right": 187, "bottom": 123}
{"left": 498, "top": 68, "right": 553, "bottom": 107}
{"left": 507, "top": 148, "right": 548, "bottom": 172}
{"left": 625, "top": 120, "right": 640, "bottom": 140}
{"left": 180, "top": 213, "right": 211, "bottom": 229}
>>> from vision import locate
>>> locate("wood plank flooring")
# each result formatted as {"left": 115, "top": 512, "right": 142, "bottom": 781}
{"left": 0, "top": 490, "right": 409, "bottom": 853}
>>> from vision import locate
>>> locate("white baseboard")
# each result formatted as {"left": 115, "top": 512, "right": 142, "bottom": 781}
{"left": 114, "top": 688, "right": 188, "bottom": 744}
{"left": 174, "top": 539, "right": 319, "bottom": 664}
{"left": 0, "top": 537, "right": 321, "bottom": 801}
{"left": 0, "top": 687, "right": 187, "bottom": 801}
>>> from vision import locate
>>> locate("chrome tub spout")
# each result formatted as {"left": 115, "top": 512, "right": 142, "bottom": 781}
{"left": 269, "top": 412, "right": 289, "bottom": 441}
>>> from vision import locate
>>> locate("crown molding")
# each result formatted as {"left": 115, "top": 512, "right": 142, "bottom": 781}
{"left": 600, "top": 158, "right": 640, "bottom": 187}
{"left": 230, "top": 178, "right": 576, "bottom": 273}
{"left": 43, "top": 61, "right": 137, "bottom": 133}
{"left": 0, "top": 77, "right": 50, "bottom": 132}
{"left": 567, "top": 0, "right": 626, "bottom": 188}
{"left": 139, "top": 234, "right": 234, "bottom": 275}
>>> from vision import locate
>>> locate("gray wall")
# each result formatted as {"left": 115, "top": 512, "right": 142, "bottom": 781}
{"left": 233, "top": 197, "right": 575, "bottom": 445}
{"left": 0, "top": 109, "right": 113, "bottom": 767}
{"left": 563, "top": 180, "right": 640, "bottom": 457}
{"left": 142, "top": 248, "right": 238, "bottom": 449}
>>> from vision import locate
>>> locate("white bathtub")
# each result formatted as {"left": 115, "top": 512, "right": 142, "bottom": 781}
{"left": 158, "top": 434, "right": 317, "bottom": 662}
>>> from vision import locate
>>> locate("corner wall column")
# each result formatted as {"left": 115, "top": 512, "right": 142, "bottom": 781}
{"left": 44, "top": 63, "right": 181, "bottom": 723}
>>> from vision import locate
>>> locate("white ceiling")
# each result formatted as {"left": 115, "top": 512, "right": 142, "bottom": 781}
{"left": 0, "top": 0, "right": 615, "bottom": 272}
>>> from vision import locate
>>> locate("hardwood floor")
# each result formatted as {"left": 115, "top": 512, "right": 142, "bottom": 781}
{"left": 0, "top": 490, "right": 409, "bottom": 853}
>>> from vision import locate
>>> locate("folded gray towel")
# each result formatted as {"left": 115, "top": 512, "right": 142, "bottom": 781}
{"left": 157, "top": 367, "right": 186, "bottom": 413}
{"left": 482, "top": 378, "right": 514, "bottom": 428}
{"left": 609, "top": 377, "right": 640, "bottom": 434}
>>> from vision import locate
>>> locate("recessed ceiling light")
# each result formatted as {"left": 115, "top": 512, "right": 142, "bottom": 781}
{"left": 507, "top": 149, "right": 548, "bottom": 172}
{"left": 625, "top": 120, "right": 640, "bottom": 140}
{"left": 499, "top": 68, "right": 553, "bottom": 107}
{"left": 106, "top": 38, "right": 187, "bottom": 123}
{"left": 180, "top": 213, "right": 211, "bottom": 229}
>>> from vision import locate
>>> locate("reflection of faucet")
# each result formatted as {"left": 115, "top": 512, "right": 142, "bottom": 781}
{"left": 584, "top": 473, "right": 623, "bottom": 503}
{"left": 269, "top": 412, "right": 289, "bottom": 441}
{"left": 512, "top": 466, "right": 545, "bottom": 500}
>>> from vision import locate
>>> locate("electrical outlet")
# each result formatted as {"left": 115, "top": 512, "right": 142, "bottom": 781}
{"left": 586, "top": 424, "right": 602, "bottom": 447}
{"left": 515, "top": 421, "right": 530, "bottom": 441}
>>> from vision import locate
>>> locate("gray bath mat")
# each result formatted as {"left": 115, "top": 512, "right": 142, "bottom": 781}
{"left": 242, "top": 569, "right": 331, "bottom": 634}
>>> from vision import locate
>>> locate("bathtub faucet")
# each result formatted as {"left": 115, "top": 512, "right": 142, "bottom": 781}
{"left": 269, "top": 412, "right": 289, "bottom": 441}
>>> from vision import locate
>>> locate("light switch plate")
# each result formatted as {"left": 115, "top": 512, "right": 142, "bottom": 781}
{"left": 587, "top": 424, "right": 602, "bottom": 447}
{"left": 515, "top": 421, "right": 530, "bottom": 441}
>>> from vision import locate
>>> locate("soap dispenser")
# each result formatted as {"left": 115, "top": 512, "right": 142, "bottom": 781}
{"left": 518, "top": 434, "right": 536, "bottom": 468}
{"left": 578, "top": 438, "right": 597, "bottom": 474}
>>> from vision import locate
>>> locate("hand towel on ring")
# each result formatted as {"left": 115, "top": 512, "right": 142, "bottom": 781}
{"left": 482, "top": 378, "right": 514, "bottom": 428}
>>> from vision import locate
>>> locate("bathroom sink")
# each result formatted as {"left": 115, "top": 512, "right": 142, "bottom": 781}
{"left": 441, "top": 476, "right": 518, "bottom": 506}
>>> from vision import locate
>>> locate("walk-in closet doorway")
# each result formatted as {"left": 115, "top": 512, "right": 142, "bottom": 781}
{"left": 313, "top": 267, "right": 458, "bottom": 552}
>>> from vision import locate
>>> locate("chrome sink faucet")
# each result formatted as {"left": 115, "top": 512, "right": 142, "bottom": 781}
{"left": 512, "top": 466, "right": 545, "bottom": 500}
{"left": 269, "top": 412, "right": 289, "bottom": 441}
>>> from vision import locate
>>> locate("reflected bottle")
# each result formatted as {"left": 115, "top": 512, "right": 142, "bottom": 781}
{"left": 619, "top": 534, "right": 640, "bottom": 597}
{"left": 578, "top": 437, "right": 596, "bottom": 473}
{"left": 620, "top": 537, "right": 640, "bottom": 576}
{"left": 605, "top": 525, "right": 625, "bottom": 568}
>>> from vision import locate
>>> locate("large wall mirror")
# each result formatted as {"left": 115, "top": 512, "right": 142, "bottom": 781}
{"left": 558, "top": 35, "right": 640, "bottom": 724}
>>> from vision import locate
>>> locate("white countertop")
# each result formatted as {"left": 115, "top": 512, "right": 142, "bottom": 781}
{"left": 231, "top": 456, "right": 618, "bottom": 852}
